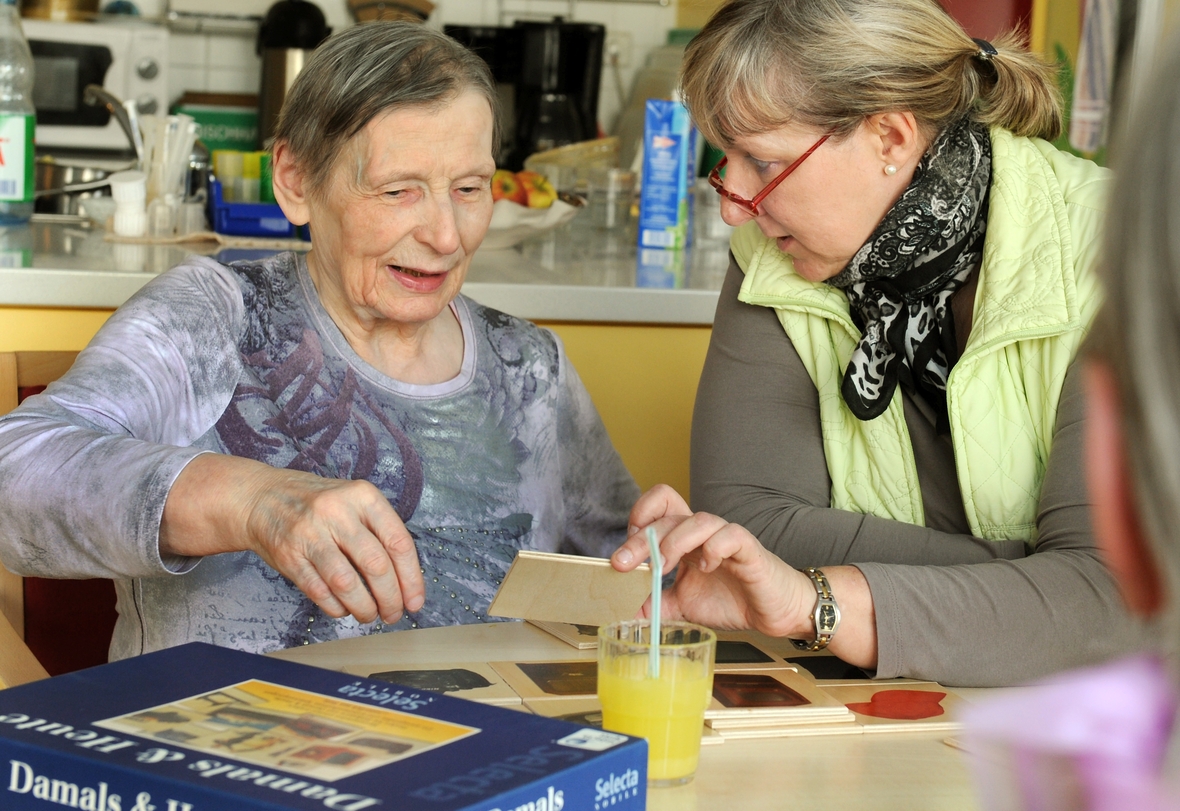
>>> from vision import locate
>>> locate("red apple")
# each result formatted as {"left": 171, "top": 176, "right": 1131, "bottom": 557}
{"left": 846, "top": 689, "right": 946, "bottom": 720}
{"left": 516, "top": 170, "right": 557, "bottom": 209}
{"left": 491, "top": 169, "right": 526, "bottom": 204}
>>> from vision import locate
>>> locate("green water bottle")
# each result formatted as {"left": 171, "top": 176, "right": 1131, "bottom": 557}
{"left": 0, "top": 0, "right": 34, "bottom": 225}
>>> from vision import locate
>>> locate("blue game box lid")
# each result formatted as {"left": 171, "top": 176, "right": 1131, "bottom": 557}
{"left": 0, "top": 642, "right": 646, "bottom": 811}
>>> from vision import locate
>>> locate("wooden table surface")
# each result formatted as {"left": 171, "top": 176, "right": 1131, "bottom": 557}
{"left": 270, "top": 622, "right": 982, "bottom": 811}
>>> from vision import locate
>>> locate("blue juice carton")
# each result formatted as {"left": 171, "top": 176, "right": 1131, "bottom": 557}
{"left": 638, "top": 99, "right": 698, "bottom": 249}
{"left": 636, "top": 246, "right": 686, "bottom": 288}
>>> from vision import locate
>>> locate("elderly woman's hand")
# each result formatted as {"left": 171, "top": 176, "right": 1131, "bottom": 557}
{"left": 161, "top": 453, "right": 425, "bottom": 624}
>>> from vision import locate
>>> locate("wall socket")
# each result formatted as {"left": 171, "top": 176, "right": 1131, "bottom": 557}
{"left": 605, "top": 31, "right": 634, "bottom": 69}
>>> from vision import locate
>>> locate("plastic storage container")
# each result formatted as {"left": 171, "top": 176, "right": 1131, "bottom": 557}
{"left": 108, "top": 170, "right": 147, "bottom": 237}
{"left": 208, "top": 178, "right": 297, "bottom": 238}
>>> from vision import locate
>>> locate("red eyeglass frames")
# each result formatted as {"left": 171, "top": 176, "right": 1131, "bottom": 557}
{"left": 707, "top": 131, "right": 832, "bottom": 216}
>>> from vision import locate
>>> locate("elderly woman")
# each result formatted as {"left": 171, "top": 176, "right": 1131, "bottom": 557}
{"left": 0, "top": 22, "right": 638, "bottom": 658}
{"left": 612, "top": 0, "right": 1141, "bottom": 686}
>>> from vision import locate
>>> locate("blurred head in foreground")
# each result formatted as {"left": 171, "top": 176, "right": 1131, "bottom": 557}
{"left": 962, "top": 29, "right": 1180, "bottom": 811}
{"left": 1085, "top": 36, "right": 1180, "bottom": 660}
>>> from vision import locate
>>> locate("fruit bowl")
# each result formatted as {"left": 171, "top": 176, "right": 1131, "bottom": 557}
{"left": 481, "top": 198, "right": 581, "bottom": 251}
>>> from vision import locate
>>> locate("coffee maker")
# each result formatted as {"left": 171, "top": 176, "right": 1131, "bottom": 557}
{"left": 445, "top": 19, "right": 605, "bottom": 169}
{"left": 257, "top": 0, "right": 332, "bottom": 148}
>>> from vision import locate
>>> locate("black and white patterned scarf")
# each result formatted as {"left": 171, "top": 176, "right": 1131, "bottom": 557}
{"left": 826, "top": 116, "right": 992, "bottom": 423}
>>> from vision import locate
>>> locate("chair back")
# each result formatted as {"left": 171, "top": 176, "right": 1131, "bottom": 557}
{"left": 0, "top": 351, "right": 78, "bottom": 412}
{"left": 0, "top": 351, "right": 109, "bottom": 688}
{"left": 0, "top": 610, "right": 48, "bottom": 688}
{"left": 0, "top": 351, "right": 78, "bottom": 640}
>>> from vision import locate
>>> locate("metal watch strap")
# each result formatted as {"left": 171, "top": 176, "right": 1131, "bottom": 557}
{"left": 790, "top": 567, "right": 841, "bottom": 652}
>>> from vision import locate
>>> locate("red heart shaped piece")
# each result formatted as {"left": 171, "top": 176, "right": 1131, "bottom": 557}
{"left": 846, "top": 689, "right": 946, "bottom": 720}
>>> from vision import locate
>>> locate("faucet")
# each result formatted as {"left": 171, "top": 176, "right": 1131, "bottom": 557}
{"left": 82, "top": 85, "right": 145, "bottom": 167}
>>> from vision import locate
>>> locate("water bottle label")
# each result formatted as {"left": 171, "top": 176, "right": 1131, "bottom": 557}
{"left": 0, "top": 249, "right": 31, "bottom": 268}
{"left": 0, "top": 114, "right": 34, "bottom": 203}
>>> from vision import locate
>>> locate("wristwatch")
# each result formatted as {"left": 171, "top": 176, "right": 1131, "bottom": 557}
{"left": 790, "top": 567, "right": 840, "bottom": 651}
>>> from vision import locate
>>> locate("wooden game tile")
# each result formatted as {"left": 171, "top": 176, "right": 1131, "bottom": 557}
{"left": 340, "top": 661, "right": 522, "bottom": 706}
{"left": 704, "top": 668, "right": 849, "bottom": 721}
{"left": 524, "top": 696, "right": 603, "bottom": 724}
{"left": 527, "top": 622, "right": 797, "bottom": 679}
{"left": 490, "top": 659, "right": 598, "bottom": 701}
{"left": 488, "top": 551, "right": 652, "bottom": 626}
{"left": 523, "top": 697, "right": 724, "bottom": 746}
{"left": 715, "top": 630, "right": 804, "bottom": 661}
{"left": 705, "top": 707, "right": 856, "bottom": 730}
{"left": 527, "top": 620, "right": 600, "bottom": 650}
{"left": 713, "top": 721, "right": 864, "bottom": 740}
{"left": 785, "top": 655, "right": 939, "bottom": 687}
{"left": 819, "top": 683, "right": 967, "bottom": 733}
{"left": 710, "top": 636, "right": 796, "bottom": 672}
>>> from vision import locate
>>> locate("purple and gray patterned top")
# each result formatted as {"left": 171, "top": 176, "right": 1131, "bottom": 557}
{"left": 0, "top": 252, "right": 639, "bottom": 659}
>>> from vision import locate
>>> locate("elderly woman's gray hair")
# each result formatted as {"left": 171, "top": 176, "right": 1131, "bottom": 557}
{"left": 680, "top": 0, "right": 1062, "bottom": 146}
{"left": 1088, "top": 32, "right": 1180, "bottom": 658}
{"left": 272, "top": 21, "right": 501, "bottom": 196}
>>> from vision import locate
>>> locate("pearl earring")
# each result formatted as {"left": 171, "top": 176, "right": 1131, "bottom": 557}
{"left": 884, "top": 165, "right": 898, "bottom": 176}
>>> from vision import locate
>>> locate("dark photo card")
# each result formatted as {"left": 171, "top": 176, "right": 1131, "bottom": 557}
{"left": 715, "top": 640, "right": 774, "bottom": 665}
{"left": 518, "top": 661, "right": 599, "bottom": 696}
{"left": 786, "top": 656, "right": 869, "bottom": 681}
{"left": 556, "top": 710, "right": 604, "bottom": 728}
{"left": 369, "top": 668, "right": 494, "bottom": 694}
{"left": 712, "top": 673, "right": 811, "bottom": 708}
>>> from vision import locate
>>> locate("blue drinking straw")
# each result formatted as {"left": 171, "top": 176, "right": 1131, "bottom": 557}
{"left": 646, "top": 526, "right": 661, "bottom": 678}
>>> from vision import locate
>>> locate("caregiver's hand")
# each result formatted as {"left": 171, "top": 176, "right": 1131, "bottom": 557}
{"left": 610, "top": 484, "right": 814, "bottom": 638}
{"left": 611, "top": 484, "right": 879, "bottom": 668}
{"left": 160, "top": 453, "right": 425, "bottom": 625}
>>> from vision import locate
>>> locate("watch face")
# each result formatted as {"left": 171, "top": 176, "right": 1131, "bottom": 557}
{"left": 817, "top": 603, "right": 838, "bottom": 634}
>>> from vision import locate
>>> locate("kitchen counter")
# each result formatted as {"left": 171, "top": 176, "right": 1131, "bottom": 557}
{"left": 0, "top": 216, "right": 732, "bottom": 495}
{"left": 0, "top": 217, "right": 732, "bottom": 325}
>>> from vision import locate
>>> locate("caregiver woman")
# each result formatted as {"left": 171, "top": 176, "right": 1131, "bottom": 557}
{"left": 612, "top": 0, "right": 1141, "bottom": 686}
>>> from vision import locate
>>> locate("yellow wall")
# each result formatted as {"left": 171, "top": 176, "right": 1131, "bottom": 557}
{"left": 539, "top": 322, "right": 711, "bottom": 496}
{"left": 1031, "top": 0, "right": 1081, "bottom": 61}
{"left": 0, "top": 306, "right": 711, "bottom": 498}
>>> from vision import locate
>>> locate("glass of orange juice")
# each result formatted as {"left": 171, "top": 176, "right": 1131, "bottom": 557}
{"left": 598, "top": 620, "right": 716, "bottom": 786}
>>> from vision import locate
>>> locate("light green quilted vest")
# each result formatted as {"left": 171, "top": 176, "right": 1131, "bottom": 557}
{"left": 731, "top": 129, "right": 1107, "bottom": 543}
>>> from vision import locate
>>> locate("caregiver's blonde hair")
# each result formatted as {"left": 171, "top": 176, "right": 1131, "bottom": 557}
{"left": 680, "top": 0, "right": 1062, "bottom": 145}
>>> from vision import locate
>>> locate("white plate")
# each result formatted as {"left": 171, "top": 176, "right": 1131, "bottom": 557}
{"left": 481, "top": 199, "right": 580, "bottom": 251}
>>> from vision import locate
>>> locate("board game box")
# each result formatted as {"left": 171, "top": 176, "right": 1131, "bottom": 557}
{"left": 0, "top": 643, "right": 646, "bottom": 811}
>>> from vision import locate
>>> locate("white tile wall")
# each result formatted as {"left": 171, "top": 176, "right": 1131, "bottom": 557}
{"left": 434, "top": 0, "right": 679, "bottom": 134}
{"left": 167, "top": 32, "right": 205, "bottom": 64}
{"left": 166, "top": 28, "right": 261, "bottom": 102}
{"left": 142, "top": 0, "right": 679, "bottom": 137}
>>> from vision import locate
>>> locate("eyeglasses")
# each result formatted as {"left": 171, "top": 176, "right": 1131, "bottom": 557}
{"left": 708, "top": 131, "right": 832, "bottom": 217}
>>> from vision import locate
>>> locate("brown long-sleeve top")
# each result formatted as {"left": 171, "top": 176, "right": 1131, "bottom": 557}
{"left": 690, "top": 257, "right": 1142, "bottom": 687}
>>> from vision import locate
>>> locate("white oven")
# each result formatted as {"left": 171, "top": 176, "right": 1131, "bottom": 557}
{"left": 21, "top": 19, "right": 169, "bottom": 152}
